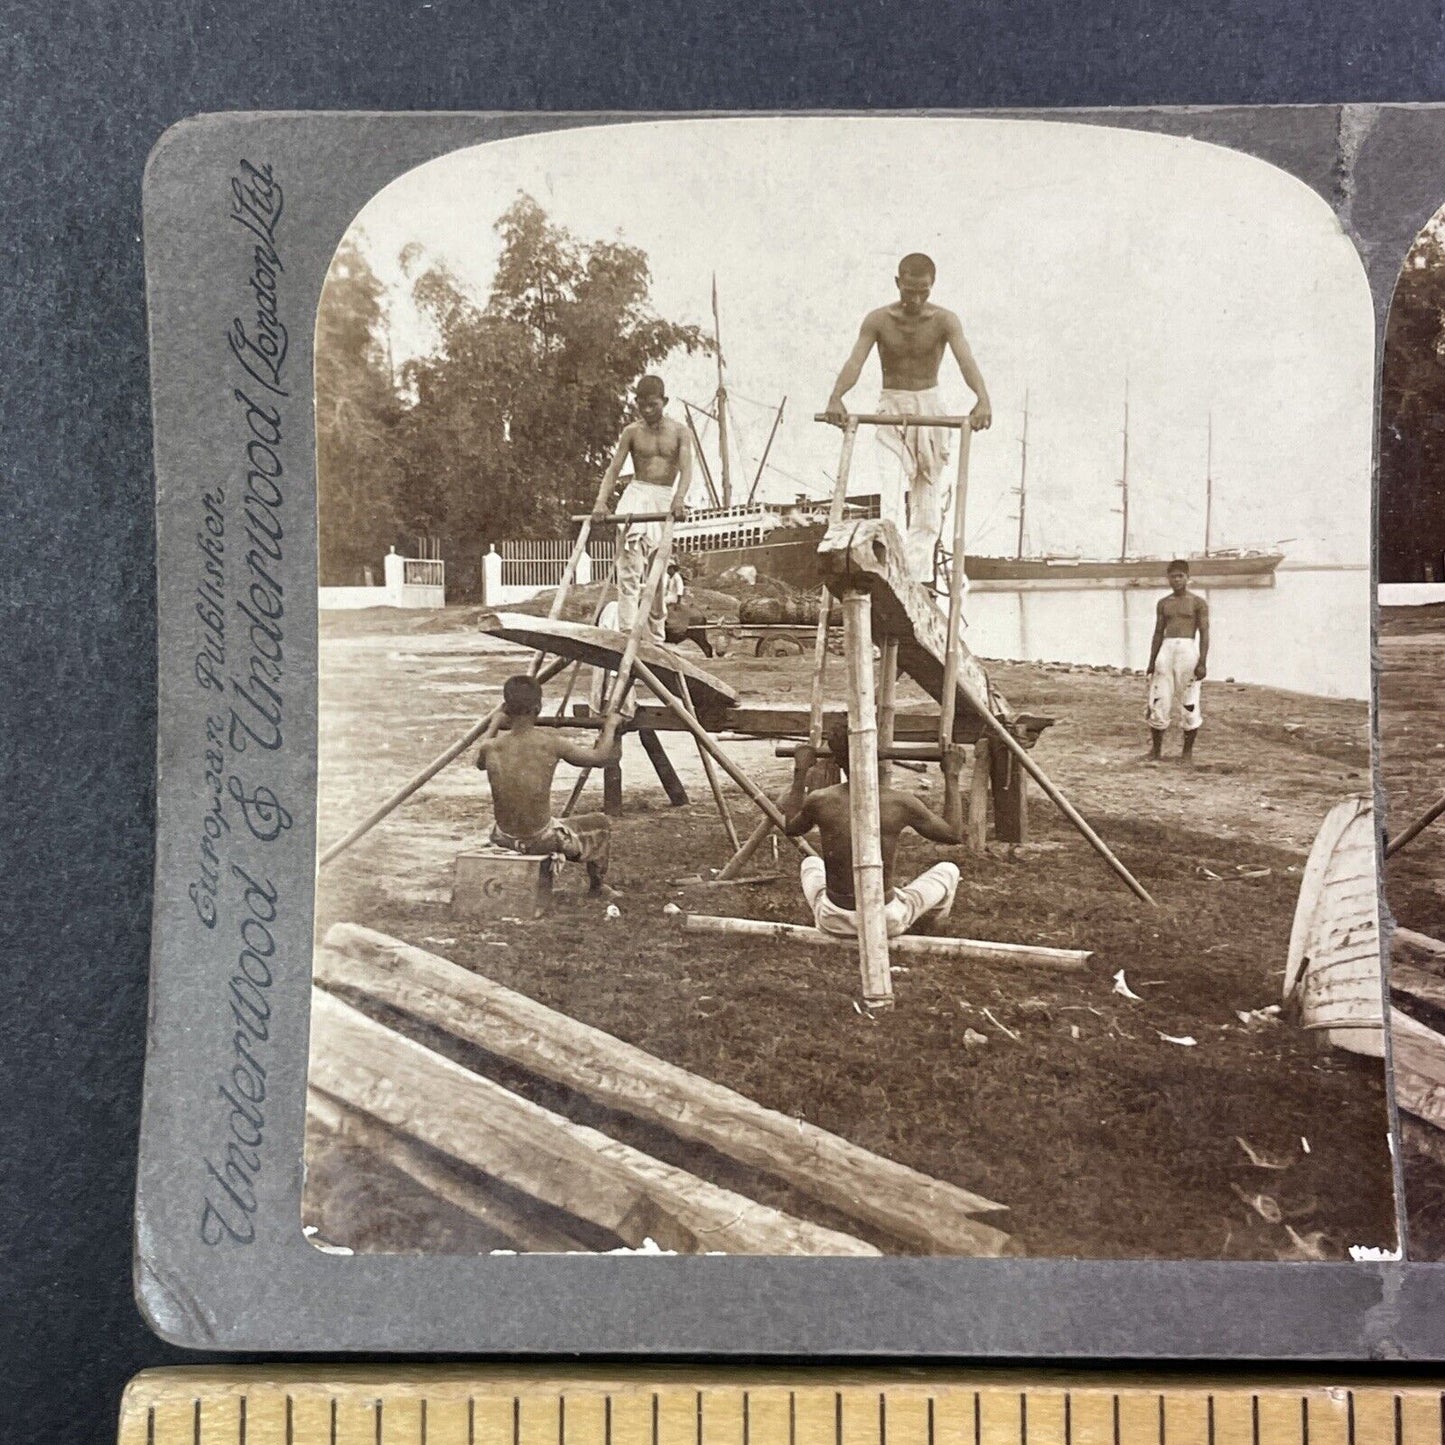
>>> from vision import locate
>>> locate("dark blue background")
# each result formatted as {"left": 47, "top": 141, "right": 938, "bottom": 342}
{"left": 4, "top": 3, "right": 1444, "bottom": 1438}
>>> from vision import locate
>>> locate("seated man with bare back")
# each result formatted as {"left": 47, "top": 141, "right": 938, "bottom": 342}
{"left": 591, "top": 375, "right": 693, "bottom": 645}
{"left": 781, "top": 717, "right": 966, "bottom": 939}
{"left": 824, "top": 254, "right": 992, "bottom": 582}
{"left": 476, "top": 674, "right": 623, "bottom": 894}
{"left": 1146, "top": 559, "right": 1210, "bottom": 764}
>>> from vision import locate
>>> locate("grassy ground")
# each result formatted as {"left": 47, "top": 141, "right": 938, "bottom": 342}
{"left": 305, "top": 607, "right": 1396, "bottom": 1260}
{"left": 1380, "top": 604, "right": 1445, "bottom": 1260}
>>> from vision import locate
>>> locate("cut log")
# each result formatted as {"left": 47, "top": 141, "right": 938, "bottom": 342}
{"left": 318, "top": 924, "right": 1015, "bottom": 1253}
{"left": 679, "top": 914, "right": 1089, "bottom": 969}
{"left": 307, "top": 1089, "right": 594, "bottom": 1252}
{"left": 1394, "top": 927, "right": 1445, "bottom": 971}
{"left": 1391, "top": 961, "right": 1445, "bottom": 1014}
{"left": 308, "top": 989, "right": 878, "bottom": 1256}
{"left": 816, "top": 519, "right": 1005, "bottom": 738}
{"left": 1391, "top": 1006, "right": 1445, "bottom": 1091}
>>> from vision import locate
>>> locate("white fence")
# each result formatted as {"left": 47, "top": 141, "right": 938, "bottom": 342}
{"left": 319, "top": 549, "right": 446, "bottom": 611}
{"left": 482, "top": 538, "right": 616, "bottom": 607}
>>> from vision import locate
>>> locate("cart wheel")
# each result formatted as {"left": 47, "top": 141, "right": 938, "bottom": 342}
{"left": 757, "top": 635, "right": 804, "bottom": 659}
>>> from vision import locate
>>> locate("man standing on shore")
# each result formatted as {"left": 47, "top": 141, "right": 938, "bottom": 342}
{"left": 1146, "top": 559, "right": 1210, "bottom": 763}
{"left": 591, "top": 376, "right": 692, "bottom": 644}
{"left": 824, "top": 254, "right": 992, "bottom": 582}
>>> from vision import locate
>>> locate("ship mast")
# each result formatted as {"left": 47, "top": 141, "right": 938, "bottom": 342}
{"left": 1118, "top": 381, "right": 1131, "bottom": 563}
{"left": 1016, "top": 391, "right": 1029, "bottom": 560}
{"left": 712, "top": 273, "right": 732, "bottom": 508}
{"left": 1203, "top": 413, "right": 1214, "bottom": 558}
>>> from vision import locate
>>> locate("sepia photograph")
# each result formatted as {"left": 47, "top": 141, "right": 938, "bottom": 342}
{"left": 301, "top": 117, "right": 1394, "bottom": 1261}
{"left": 1378, "top": 198, "right": 1445, "bottom": 1261}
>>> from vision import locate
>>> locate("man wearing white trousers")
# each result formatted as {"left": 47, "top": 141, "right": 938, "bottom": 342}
{"left": 823, "top": 253, "right": 992, "bottom": 584}
{"left": 591, "top": 375, "right": 692, "bottom": 645}
{"left": 1147, "top": 559, "right": 1210, "bottom": 763}
{"left": 782, "top": 717, "right": 965, "bottom": 941}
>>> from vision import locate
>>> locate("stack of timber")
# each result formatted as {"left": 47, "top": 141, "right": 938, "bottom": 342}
{"left": 309, "top": 923, "right": 1014, "bottom": 1256}
{"left": 1282, "top": 795, "right": 1384, "bottom": 1057}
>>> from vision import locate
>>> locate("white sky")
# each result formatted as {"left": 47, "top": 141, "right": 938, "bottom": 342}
{"left": 345, "top": 117, "right": 1373, "bottom": 564}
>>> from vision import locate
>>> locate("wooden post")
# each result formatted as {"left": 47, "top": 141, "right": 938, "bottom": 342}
{"left": 877, "top": 637, "right": 899, "bottom": 789}
{"left": 631, "top": 661, "right": 814, "bottom": 858}
{"left": 638, "top": 729, "right": 688, "bottom": 807}
{"left": 938, "top": 426, "right": 974, "bottom": 747}
{"left": 990, "top": 743, "right": 1029, "bottom": 846}
{"left": 602, "top": 758, "right": 624, "bottom": 816}
{"left": 841, "top": 591, "right": 893, "bottom": 1009}
{"left": 969, "top": 738, "right": 991, "bottom": 853}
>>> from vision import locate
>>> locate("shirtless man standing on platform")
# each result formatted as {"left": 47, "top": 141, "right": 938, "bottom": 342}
{"left": 782, "top": 717, "right": 966, "bottom": 939}
{"left": 824, "top": 254, "right": 992, "bottom": 582}
{"left": 1146, "top": 560, "right": 1210, "bottom": 764}
{"left": 591, "top": 375, "right": 693, "bottom": 644}
{"left": 476, "top": 674, "right": 623, "bottom": 894}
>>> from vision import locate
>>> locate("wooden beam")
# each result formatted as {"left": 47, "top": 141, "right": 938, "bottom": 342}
{"left": 842, "top": 590, "right": 893, "bottom": 1008}
{"left": 968, "top": 738, "right": 991, "bottom": 854}
{"left": 318, "top": 926, "right": 1013, "bottom": 1252}
{"left": 308, "top": 988, "right": 879, "bottom": 1256}
{"left": 990, "top": 742, "right": 1029, "bottom": 846}
{"left": 637, "top": 729, "right": 688, "bottom": 807}
{"left": 679, "top": 914, "right": 1091, "bottom": 969}
{"left": 307, "top": 1089, "right": 595, "bottom": 1253}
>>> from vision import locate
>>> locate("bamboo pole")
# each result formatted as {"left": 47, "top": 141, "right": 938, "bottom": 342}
{"left": 1386, "top": 792, "right": 1445, "bottom": 859}
{"left": 318, "top": 653, "right": 572, "bottom": 867}
{"left": 841, "top": 591, "right": 893, "bottom": 1008}
{"left": 877, "top": 637, "right": 899, "bottom": 789}
{"left": 631, "top": 660, "right": 814, "bottom": 858}
{"left": 678, "top": 671, "right": 741, "bottom": 853}
{"left": 815, "top": 412, "right": 976, "bottom": 428}
{"left": 719, "top": 424, "right": 858, "bottom": 882}
{"left": 529, "top": 519, "right": 593, "bottom": 677}
{"left": 681, "top": 915, "right": 1091, "bottom": 968}
{"left": 939, "top": 427, "right": 974, "bottom": 747}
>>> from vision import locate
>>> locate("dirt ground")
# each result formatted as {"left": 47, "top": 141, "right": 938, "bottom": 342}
{"left": 1380, "top": 604, "right": 1445, "bottom": 1259}
{"left": 305, "top": 606, "right": 1397, "bottom": 1260}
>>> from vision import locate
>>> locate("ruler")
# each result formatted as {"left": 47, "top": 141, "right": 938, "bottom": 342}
{"left": 119, "top": 1370, "right": 1443, "bottom": 1445}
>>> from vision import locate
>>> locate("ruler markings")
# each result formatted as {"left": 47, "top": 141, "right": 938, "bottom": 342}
{"left": 118, "top": 1376, "right": 1445, "bottom": 1445}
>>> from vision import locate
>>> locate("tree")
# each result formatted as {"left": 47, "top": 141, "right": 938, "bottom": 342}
{"left": 315, "top": 236, "right": 404, "bottom": 584}
{"left": 1381, "top": 213, "right": 1445, "bottom": 583}
{"left": 395, "top": 195, "right": 710, "bottom": 596}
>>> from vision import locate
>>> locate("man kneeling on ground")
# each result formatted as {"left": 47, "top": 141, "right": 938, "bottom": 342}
{"left": 782, "top": 717, "right": 965, "bottom": 938}
{"left": 476, "top": 674, "right": 623, "bottom": 895}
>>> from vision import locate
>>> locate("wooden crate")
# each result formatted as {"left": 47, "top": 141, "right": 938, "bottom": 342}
{"left": 451, "top": 850, "right": 554, "bottom": 920}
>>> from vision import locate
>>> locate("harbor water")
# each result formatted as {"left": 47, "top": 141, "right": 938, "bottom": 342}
{"left": 960, "top": 567, "right": 1370, "bottom": 701}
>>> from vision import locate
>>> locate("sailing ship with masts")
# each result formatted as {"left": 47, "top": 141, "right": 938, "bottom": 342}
{"left": 965, "top": 394, "right": 1285, "bottom": 589}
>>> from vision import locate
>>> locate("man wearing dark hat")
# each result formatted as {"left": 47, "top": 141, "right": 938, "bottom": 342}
{"left": 591, "top": 375, "right": 693, "bottom": 644}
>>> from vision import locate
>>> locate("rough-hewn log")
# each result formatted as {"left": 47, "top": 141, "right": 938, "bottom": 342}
{"left": 308, "top": 988, "right": 879, "bottom": 1256}
{"left": 679, "top": 914, "right": 1090, "bottom": 970}
{"left": 318, "top": 925, "right": 1015, "bottom": 1252}
{"left": 307, "top": 1089, "right": 594, "bottom": 1252}
{"left": 816, "top": 519, "right": 1004, "bottom": 737}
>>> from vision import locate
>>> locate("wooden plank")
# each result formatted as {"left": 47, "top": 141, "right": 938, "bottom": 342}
{"left": 842, "top": 590, "right": 894, "bottom": 1008}
{"left": 968, "top": 739, "right": 990, "bottom": 853}
{"left": 629, "top": 702, "right": 949, "bottom": 741}
{"left": 1393, "top": 1064, "right": 1445, "bottom": 1132}
{"left": 1390, "top": 1006, "right": 1445, "bottom": 1089}
{"left": 1391, "top": 960, "right": 1445, "bottom": 1012}
{"left": 476, "top": 611, "right": 737, "bottom": 725}
{"left": 680, "top": 914, "right": 1090, "bottom": 969}
{"left": 308, "top": 989, "right": 880, "bottom": 1256}
{"left": 1395, "top": 927, "right": 1445, "bottom": 970}
{"left": 307, "top": 1088, "right": 594, "bottom": 1253}
{"left": 317, "top": 925, "right": 1013, "bottom": 1252}
{"left": 638, "top": 730, "right": 689, "bottom": 807}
